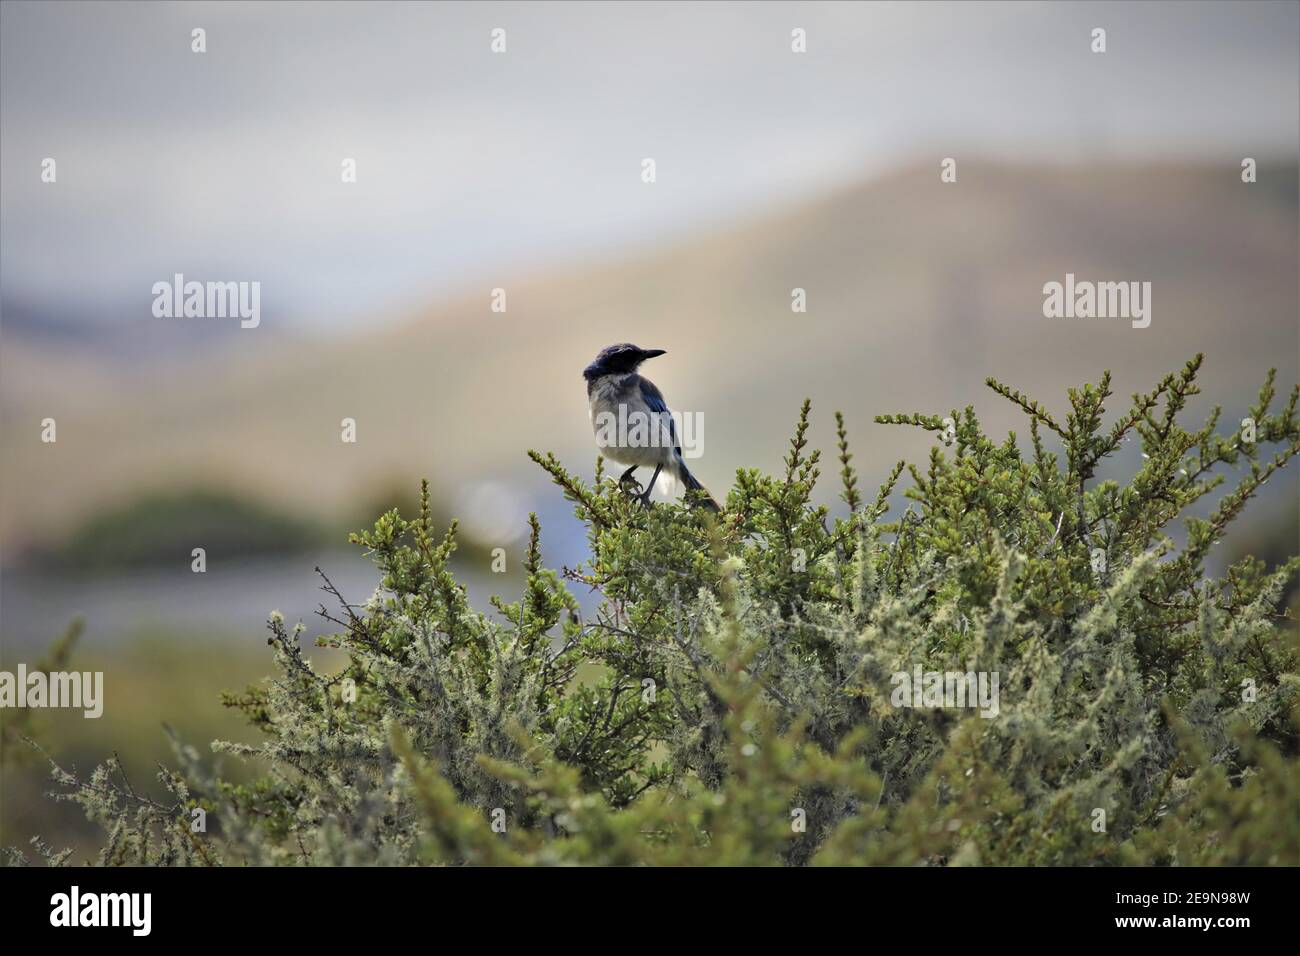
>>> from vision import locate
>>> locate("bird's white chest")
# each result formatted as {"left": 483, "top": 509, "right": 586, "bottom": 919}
{"left": 587, "top": 374, "right": 632, "bottom": 417}
{"left": 587, "top": 374, "right": 674, "bottom": 467}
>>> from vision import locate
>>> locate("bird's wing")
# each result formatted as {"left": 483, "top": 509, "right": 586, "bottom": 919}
{"left": 637, "top": 375, "right": 682, "bottom": 456}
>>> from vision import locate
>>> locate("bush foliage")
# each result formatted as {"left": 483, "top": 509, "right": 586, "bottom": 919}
{"left": 9, "top": 355, "right": 1300, "bottom": 866}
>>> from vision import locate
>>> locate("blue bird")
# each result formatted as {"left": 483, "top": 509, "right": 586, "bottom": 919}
{"left": 583, "top": 344, "right": 720, "bottom": 511}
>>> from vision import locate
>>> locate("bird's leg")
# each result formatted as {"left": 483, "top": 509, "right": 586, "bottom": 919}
{"left": 618, "top": 465, "right": 641, "bottom": 496}
{"left": 638, "top": 464, "right": 663, "bottom": 506}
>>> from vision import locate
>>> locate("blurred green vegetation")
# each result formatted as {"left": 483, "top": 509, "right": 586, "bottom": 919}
{"left": 21, "top": 482, "right": 503, "bottom": 574}
{"left": 0, "top": 625, "right": 291, "bottom": 863}
{"left": 33, "top": 489, "right": 328, "bottom": 572}
{"left": 1228, "top": 499, "right": 1300, "bottom": 609}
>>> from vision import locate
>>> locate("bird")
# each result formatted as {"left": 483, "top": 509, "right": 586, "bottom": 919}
{"left": 583, "top": 343, "right": 720, "bottom": 511}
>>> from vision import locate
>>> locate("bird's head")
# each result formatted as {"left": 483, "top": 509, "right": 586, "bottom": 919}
{"left": 583, "top": 343, "right": 666, "bottom": 380}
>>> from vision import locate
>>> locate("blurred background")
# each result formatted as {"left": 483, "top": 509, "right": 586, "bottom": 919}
{"left": 2, "top": 0, "right": 1297, "bottom": 856}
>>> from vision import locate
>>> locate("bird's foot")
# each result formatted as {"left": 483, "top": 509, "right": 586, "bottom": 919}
{"left": 618, "top": 467, "right": 642, "bottom": 497}
{"left": 637, "top": 466, "right": 663, "bottom": 508}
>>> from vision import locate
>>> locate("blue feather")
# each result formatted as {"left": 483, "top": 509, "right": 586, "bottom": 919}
{"left": 635, "top": 374, "right": 681, "bottom": 455}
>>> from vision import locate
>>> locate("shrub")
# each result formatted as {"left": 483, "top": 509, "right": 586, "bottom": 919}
{"left": 34, "top": 489, "right": 326, "bottom": 572}
{"left": 8, "top": 355, "right": 1299, "bottom": 866}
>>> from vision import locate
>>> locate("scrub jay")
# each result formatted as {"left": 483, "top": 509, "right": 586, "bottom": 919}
{"left": 583, "top": 343, "right": 719, "bottom": 511}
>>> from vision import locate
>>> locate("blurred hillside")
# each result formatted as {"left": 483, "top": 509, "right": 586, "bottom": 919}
{"left": 2, "top": 159, "right": 1297, "bottom": 558}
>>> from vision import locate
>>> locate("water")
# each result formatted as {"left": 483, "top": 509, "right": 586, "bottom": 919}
{"left": 1, "top": 499, "right": 604, "bottom": 656}
{"left": 1, "top": 549, "right": 525, "bottom": 654}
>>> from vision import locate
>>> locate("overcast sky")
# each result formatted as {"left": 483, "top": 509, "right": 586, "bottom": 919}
{"left": 2, "top": 0, "right": 1297, "bottom": 334}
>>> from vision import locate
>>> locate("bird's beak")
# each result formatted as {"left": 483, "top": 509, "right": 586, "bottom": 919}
{"left": 640, "top": 348, "right": 666, "bottom": 360}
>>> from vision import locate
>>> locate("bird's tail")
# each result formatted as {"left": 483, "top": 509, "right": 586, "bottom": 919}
{"left": 676, "top": 459, "right": 721, "bottom": 512}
